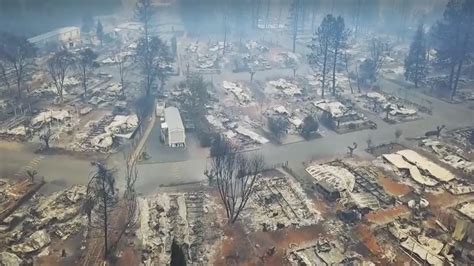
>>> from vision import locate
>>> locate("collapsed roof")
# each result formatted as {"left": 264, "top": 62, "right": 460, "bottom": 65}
{"left": 306, "top": 164, "right": 356, "bottom": 192}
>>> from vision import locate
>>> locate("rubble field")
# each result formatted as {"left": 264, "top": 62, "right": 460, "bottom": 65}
{"left": 240, "top": 169, "right": 321, "bottom": 233}
{"left": 314, "top": 99, "right": 377, "bottom": 134}
{"left": 0, "top": 185, "right": 87, "bottom": 265}
{"left": 139, "top": 189, "right": 221, "bottom": 265}
{"left": 351, "top": 90, "right": 431, "bottom": 124}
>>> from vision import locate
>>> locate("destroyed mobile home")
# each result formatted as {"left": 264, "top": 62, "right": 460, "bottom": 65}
{"left": 0, "top": 67, "right": 140, "bottom": 153}
{"left": 240, "top": 171, "right": 321, "bottom": 233}
{"left": 301, "top": 152, "right": 474, "bottom": 265}
{"left": 354, "top": 91, "right": 431, "bottom": 123}
{"left": 0, "top": 186, "right": 87, "bottom": 264}
{"left": 139, "top": 191, "right": 221, "bottom": 265}
{"left": 313, "top": 99, "right": 376, "bottom": 133}
{"left": 1, "top": 0, "right": 474, "bottom": 265}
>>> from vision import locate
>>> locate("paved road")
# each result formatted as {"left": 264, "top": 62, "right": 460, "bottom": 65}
{"left": 1, "top": 31, "right": 473, "bottom": 195}
{"left": 133, "top": 76, "right": 474, "bottom": 193}
{"left": 2, "top": 69, "right": 468, "bottom": 195}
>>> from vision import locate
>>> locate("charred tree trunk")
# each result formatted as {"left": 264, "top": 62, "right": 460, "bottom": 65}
{"left": 452, "top": 33, "right": 469, "bottom": 100}
{"left": 332, "top": 45, "right": 339, "bottom": 96}
{"left": 321, "top": 45, "right": 328, "bottom": 98}
{"left": 102, "top": 178, "right": 108, "bottom": 258}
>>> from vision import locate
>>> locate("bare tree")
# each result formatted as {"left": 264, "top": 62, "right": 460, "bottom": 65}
{"left": 222, "top": 0, "right": 229, "bottom": 56}
{"left": 26, "top": 170, "right": 38, "bottom": 182}
{"left": 249, "top": 67, "right": 256, "bottom": 82}
{"left": 46, "top": 50, "right": 74, "bottom": 104}
{"left": 0, "top": 32, "right": 37, "bottom": 99}
{"left": 206, "top": 135, "right": 265, "bottom": 223}
{"left": 347, "top": 142, "right": 357, "bottom": 157}
{"left": 114, "top": 44, "right": 130, "bottom": 98}
{"left": 395, "top": 129, "right": 403, "bottom": 142}
{"left": 384, "top": 104, "right": 392, "bottom": 120}
{"left": 76, "top": 48, "right": 98, "bottom": 98}
{"left": 39, "top": 125, "right": 53, "bottom": 150}
{"left": 289, "top": 0, "right": 301, "bottom": 53}
{"left": 344, "top": 51, "right": 354, "bottom": 94}
{"left": 355, "top": 63, "right": 361, "bottom": 93}
{"left": 366, "top": 135, "right": 373, "bottom": 151}
{"left": 83, "top": 162, "right": 117, "bottom": 259}
{"left": 123, "top": 160, "right": 139, "bottom": 229}
{"left": 96, "top": 20, "right": 105, "bottom": 47}
{"left": 310, "top": 0, "right": 318, "bottom": 33}
{"left": 370, "top": 38, "right": 392, "bottom": 77}
{"left": 264, "top": 0, "right": 270, "bottom": 29}
{"left": 425, "top": 125, "right": 446, "bottom": 138}
{"left": 0, "top": 63, "right": 11, "bottom": 92}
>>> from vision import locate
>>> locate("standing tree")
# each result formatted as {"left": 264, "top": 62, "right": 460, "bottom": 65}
{"left": 39, "top": 125, "right": 53, "bottom": 150}
{"left": 347, "top": 142, "right": 358, "bottom": 157}
{"left": 171, "top": 36, "right": 177, "bottom": 57}
{"left": 77, "top": 48, "right": 98, "bottom": 98}
{"left": 252, "top": 0, "right": 262, "bottom": 29}
{"left": 123, "top": 159, "right": 139, "bottom": 230}
{"left": 0, "top": 32, "right": 36, "bottom": 99}
{"left": 310, "top": 0, "right": 319, "bottom": 33}
{"left": 96, "top": 20, "right": 105, "bottom": 47}
{"left": 308, "top": 14, "right": 335, "bottom": 98}
{"left": 352, "top": 0, "right": 362, "bottom": 36}
{"left": 425, "top": 125, "right": 446, "bottom": 138}
{"left": 135, "top": 0, "right": 155, "bottom": 95}
{"left": 264, "top": 0, "right": 270, "bottom": 29}
{"left": 206, "top": 135, "right": 265, "bottom": 223}
{"left": 267, "top": 116, "right": 289, "bottom": 141}
{"left": 289, "top": 0, "right": 301, "bottom": 53}
{"left": 330, "top": 16, "right": 350, "bottom": 96}
{"left": 26, "top": 170, "right": 38, "bottom": 183}
{"left": 370, "top": 38, "right": 391, "bottom": 77}
{"left": 249, "top": 67, "right": 256, "bottom": 82}
{"left": 136, "top": 36, "right": 173, "bottom": 96}
{"left": 344, "top": 51, "right": 354, "bottom": 94}
{"left": 0, "top": 62, "right": 11, "bottom": 91}
{"left": 222, "top": 0, "right": 229, "bottom": 56}
{"left": 46, "top": 50, "right": 74, "bottom": 104}
{"left": 358, "top": 38, "right": 391, "bottom": 86}
{"left": 395, "top": 128, "right": 403, "bottom": 142}
{"left": 404, "top": 23, "right": 428, "bottom": 88}
{"left": 384, "top": 104, "right": 392, "bottom": 121}
{"left": 366, "top": 135, "right": 373, "bottom": 151}
{"left": 284, "top": 56, "right": 299, "bottom": 77}
{"left": 114, "top": 46, "right": 130, "bottom": 98}
{"left": 81, "top": 14, "right": 94, "bottom": 35}
{"left": 431, "top": 0, "right": 473, "bottom": 100}
{"left": 135, "top": 0, "right": 153, "bottom": 48}
{"left": 300, "top": 115, "right": 319, "bottom": 139}
{"left": 84, "top": 162, "right": 117, "bottom": 259}
{"left": 182, "top": 74, "right": 212, "bottom": 146}
{"left": 182, "top": 74, "right": 210, "bottom": 117}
